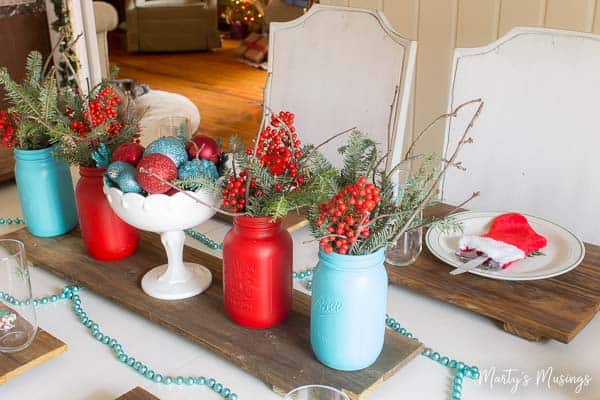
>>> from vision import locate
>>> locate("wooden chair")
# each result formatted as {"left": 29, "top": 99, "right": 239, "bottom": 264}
{"left": 441, "top": 27, "right": 600, "bottom": 244}
{"left": 263, "top": 4, "right": 417, "bottom": 169}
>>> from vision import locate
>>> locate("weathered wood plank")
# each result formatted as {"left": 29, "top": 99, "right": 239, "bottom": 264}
{"left": 220, "top": 204, "right": 600, "bottom": 343}
{"left": 115, "top": 387, "right": 160, "bottom": 400}
{"left": 397, "top": 204, "right": 600, "bottom": 343}
{"left": 0, "top": 328, "right": 67, "bottom": 384}
{"left": 6, "top": 228, "right": 422, "bottom": 400}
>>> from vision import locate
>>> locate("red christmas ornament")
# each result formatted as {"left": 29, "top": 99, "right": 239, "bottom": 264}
{"left": 112, "top": 142, "right": 145, "bottom": 166}
{"left": 186, "top": 135, "right": 220, "bottom": 164}
{"left": 136, "top": 153, "right": 178, "bottom": 194}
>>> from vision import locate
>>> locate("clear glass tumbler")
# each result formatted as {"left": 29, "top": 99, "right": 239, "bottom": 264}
{"left": 386, "top": 169, "right": 423, "bottom": 266}
{"left": 284, "top": 385, "right": 350, "bottom": 400}
{"left": 159, "top": 115, "right": 192, "bottom": 139}
{"left": 385, "top": 225, "right": 423, "bottom": 266}
{"left": 0, "top": 239, "right": 37, "bottom": 353}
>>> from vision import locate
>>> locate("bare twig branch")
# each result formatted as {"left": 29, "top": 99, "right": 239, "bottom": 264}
{"left": 391, "top": 99, "right": 484, "bottom": 244}
{"left": 441, "top": 158, "right": 467, "bottom": 171}
{"left": 371, "top": 150, "right": 390, "bottom": 183}
{"left": 311, "top": 126, "right": 357, "bottom": 153}
{"left": 404, "top": 98, "right": 482, "bottom": 161}
{"left": 386, "top": 84, "right": 400, "bottom": 159}
{"left": 444, "top": 191, "right": 480, "bottom": 216}
{"left": 42, "top": 31, "right": 67, "bottom": 78}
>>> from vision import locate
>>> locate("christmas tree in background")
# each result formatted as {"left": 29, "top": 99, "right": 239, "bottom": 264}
{"left": 223, "top": 0, "right": 265, "bottom": 33}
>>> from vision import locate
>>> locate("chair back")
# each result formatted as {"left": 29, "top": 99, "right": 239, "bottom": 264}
{"left": 265, "top": 4, "right": 417, "bottom": 169}
{"left": 442, "top": 27, "right": 600, "bottom": 244}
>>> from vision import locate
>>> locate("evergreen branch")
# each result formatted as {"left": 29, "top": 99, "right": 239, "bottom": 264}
{"left": 391, "top": 99, "right": 484, "bottom": 245}
{"left": 25, "top": 51, "right": 43, "bottom": 86}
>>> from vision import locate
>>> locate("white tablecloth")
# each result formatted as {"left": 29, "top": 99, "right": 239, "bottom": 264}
{"left": 0, "top": 174, "right": 598, "bottom": 400}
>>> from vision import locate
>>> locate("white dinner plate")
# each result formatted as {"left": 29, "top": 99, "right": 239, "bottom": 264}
{"left": 425, "top": 211, "right": 585, "bottom": 281}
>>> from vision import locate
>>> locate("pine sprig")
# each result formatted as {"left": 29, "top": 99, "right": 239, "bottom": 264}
{"left": 0, "top": 51, "right": 65, "bottom": 150}
{"left": 173, "top": 172, "right": 222, "bottom": 193}
{"left": 307, "top": 100, "right": 483, "bottom": 256}
{"left": 337, "top": 131, "right": 378, "bottom": 187}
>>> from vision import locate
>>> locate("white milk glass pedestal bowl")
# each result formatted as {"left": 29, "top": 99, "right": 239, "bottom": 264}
{"left": 104, "top": 186, "right": 216, "bottom": 300}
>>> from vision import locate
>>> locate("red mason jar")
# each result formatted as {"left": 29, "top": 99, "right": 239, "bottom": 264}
{"left": 76, "top": 166, "right": 139, "bottom": 261}
{"left": 222, "top": 216, "right": 293, "bottom": 328}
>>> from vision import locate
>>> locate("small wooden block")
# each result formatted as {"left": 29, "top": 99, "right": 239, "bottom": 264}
{"left": 0, "top": 328, "right": 67, "bottom": 384}
{"left": 115, "top": 387, "right": 160, "bottom": 400}
{"left": 8, "top": 228, "right": 422, "bottom": 400}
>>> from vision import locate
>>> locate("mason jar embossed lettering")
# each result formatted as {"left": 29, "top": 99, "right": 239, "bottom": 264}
{"left": 222, "top": 216, "right": 293, "bottom": 328}
{"left": 310, "top": 247, "right": 387, "bottom": 371}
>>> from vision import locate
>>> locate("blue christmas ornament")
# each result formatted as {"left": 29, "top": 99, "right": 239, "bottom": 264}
{"left": 106, "top": 161, "right": 142, "bottom": 193}
{"left": 92, "top": 143, "right": 111, "bottom": 168}
{"left": 178, "top": 159, "right": 219, "bottom": 182}
{"left": 144, "top": 137, "right": 188, "bottom": 168}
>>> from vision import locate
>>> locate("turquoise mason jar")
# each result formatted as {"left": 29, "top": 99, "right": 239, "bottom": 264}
{"left": 14, "top": 146, "right": 78, "bottom": 237}
{"left": 310, "top": 247, "right": 388, "bottom": 371}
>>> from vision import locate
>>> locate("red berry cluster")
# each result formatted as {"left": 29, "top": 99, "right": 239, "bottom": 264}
{"left": 0, "top": 111, "right": 16, "bottom": 148}
{"left": 255, "top": 111, "right": 304, "bottom": 187}
{"left": 316, "top": 176, "right": 381, "bottom": 254}
{"left": 222, "top": 170, "right": 248, "bottom": 213}
{"left": 222, "top": 111, "right": 308, "bottom": 213}
{"left": 70, "top": 86, "right": 121, "bottom": 138}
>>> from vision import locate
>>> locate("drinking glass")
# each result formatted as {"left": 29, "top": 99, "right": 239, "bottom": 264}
{"left": 385, "top": 168, "right": 423, "bottom": 266}
{"left": 0, "top": 239, "right": 37, "bottom": 353}
{"left": 385, "top": 224, "right": 423, "bottom": 266}
{"left": 159, "top": 115, "right": 191, "bottom": 139}
{"left": 284, "top": 385, "right": 350, "bottom": 400}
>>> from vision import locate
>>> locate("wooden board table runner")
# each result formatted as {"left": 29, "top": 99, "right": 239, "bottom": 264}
{"left": 385, "top": 204, "right": 600, "bottom": 343}
{"left": 115, "top": 387, "right": 160, "bottom": 400}
{"left": 6, "top": 228, "right": 422, "bottom": 400}
{"left": 221, "top": 204, "right": 600, "bottom": 342}
{"left": 0, "top": 328, "right": 67, "bottom": 384}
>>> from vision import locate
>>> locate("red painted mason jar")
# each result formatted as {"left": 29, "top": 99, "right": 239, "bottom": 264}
{"left": 76, "top": 166, "right": 139, "bottom": 261}
{"left": 222, "top": 216, "right": 293, "bottom": 328}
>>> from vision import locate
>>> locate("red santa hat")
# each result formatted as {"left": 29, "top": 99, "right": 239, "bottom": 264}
{"left": 459, "top": 213, "right": 547, "bottom": 269}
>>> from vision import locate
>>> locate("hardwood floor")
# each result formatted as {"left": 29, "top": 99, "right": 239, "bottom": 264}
{"left": 108, "top": 33, "right": 267, "bottom": 147}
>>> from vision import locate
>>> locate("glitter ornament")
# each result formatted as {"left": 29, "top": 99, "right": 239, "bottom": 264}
{"left": 112, "top": 142, "right": 145, "bottom": 166}
{"left": 107, "top": 161, "right": 143, "bottom": 193}
{"left": 144, "top": 137, "right": 188, "bottom": 168}
{"left": 107, "top": 161, "right": 131, "bottom": 181}
{"left": 186, "top": 135, "right": 221, "bottom": 164}
{"left": 116, "top": 168, "right": 143, "bottom": 193}
{"left": 136, "top": 153, "right": 178, "bottom": 194}
{"left": 178, "top": 159, "right": 219, "bottom": 181}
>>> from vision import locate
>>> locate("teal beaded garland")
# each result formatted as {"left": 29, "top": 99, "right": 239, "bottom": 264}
{"left": 2, "top": 213, "right": 479, "bottom": 400}
{"left": 0, "top": 286, "right": 238, "bottom": 400}
{"left": 0, "top": 217, "right": 24, "bottom": 226}
{"left": 184, "top": 228, "right": 222, "bottom": 250}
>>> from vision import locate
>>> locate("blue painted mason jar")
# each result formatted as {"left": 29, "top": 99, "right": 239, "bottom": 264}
{"left": 14, "top": 146, "right": 78, "bottom": 237}
{"left": 310, "top": 248, "right": 388, "bottom": 371}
